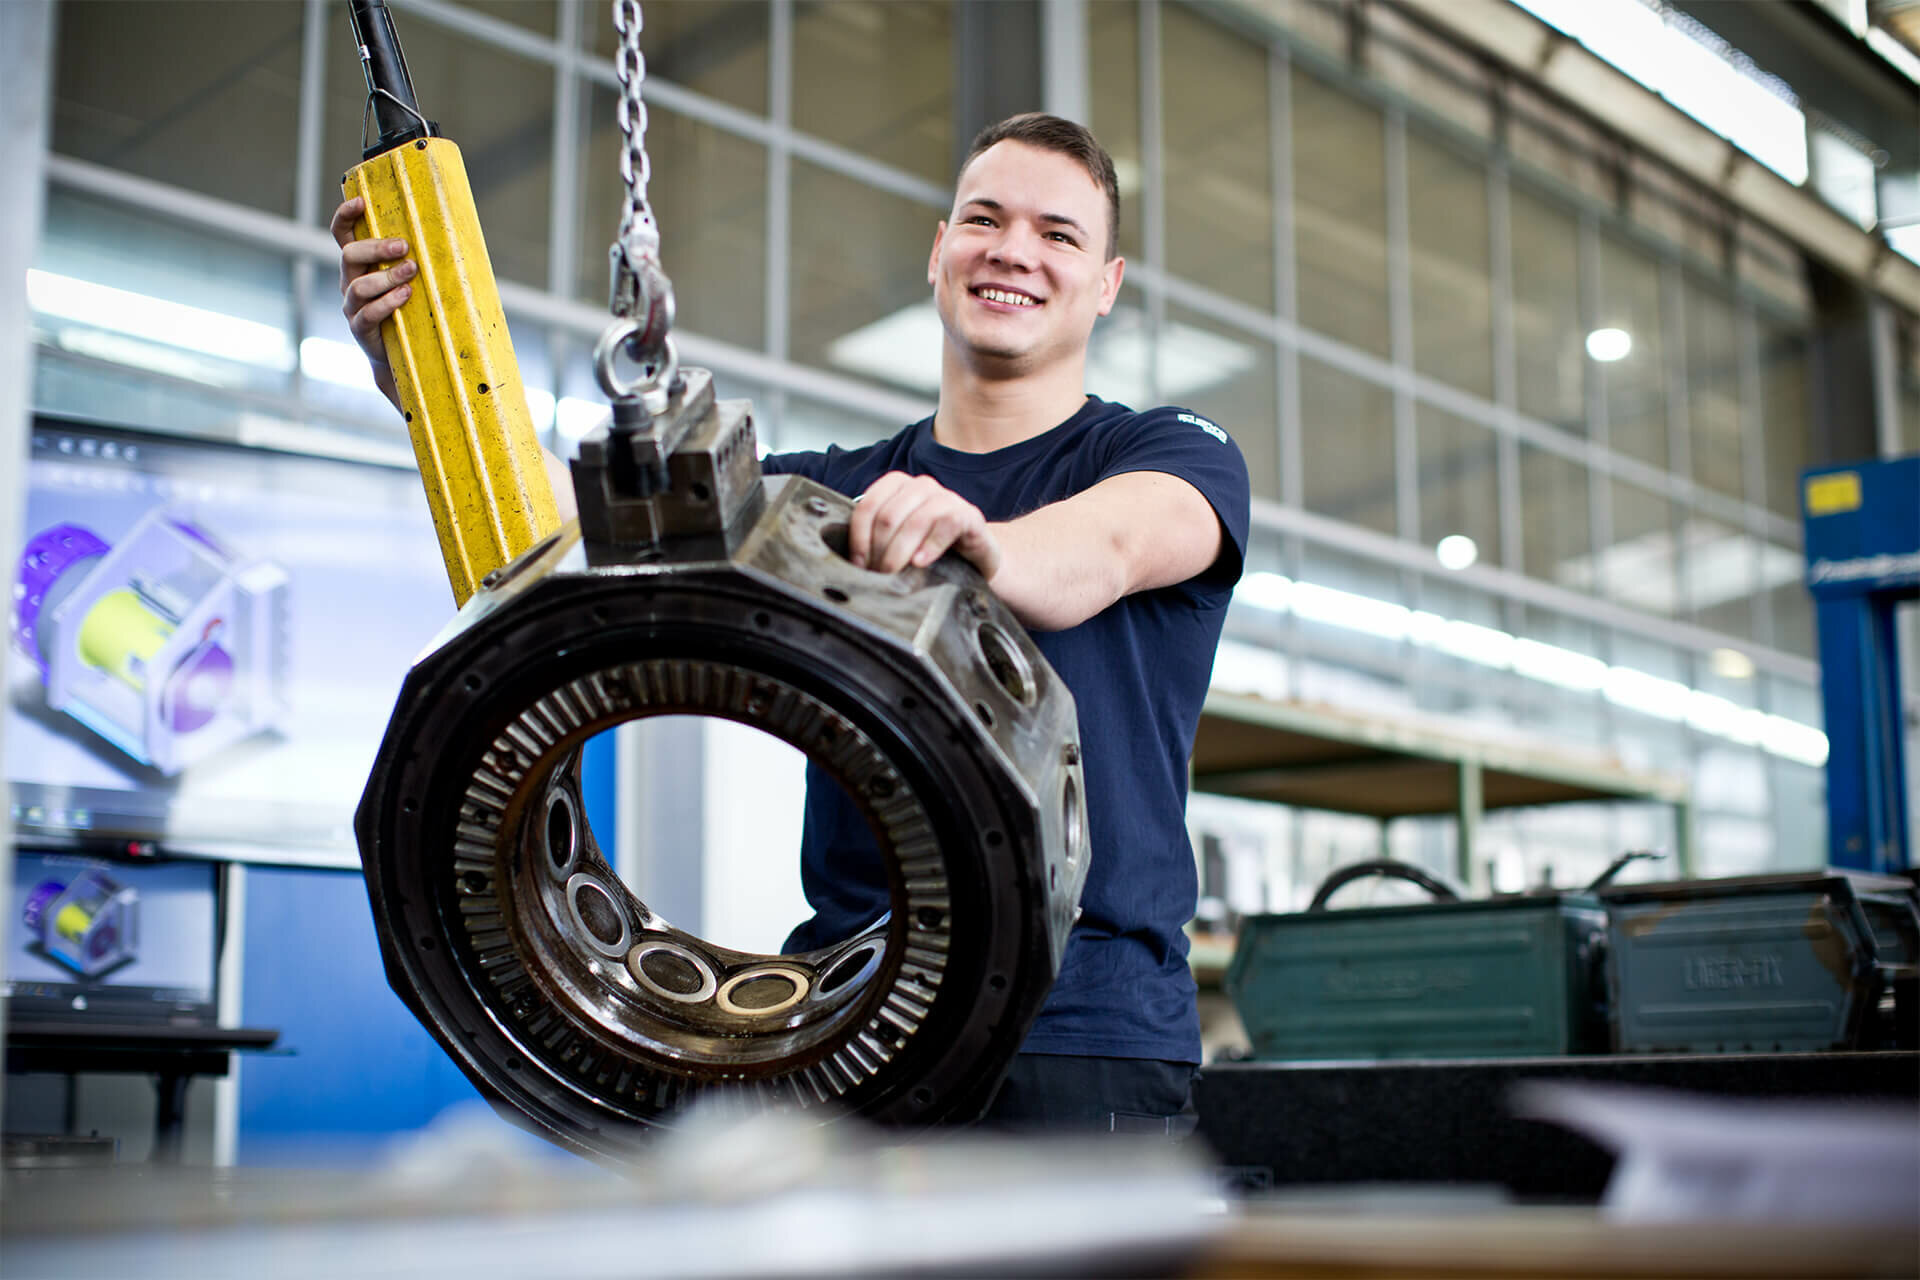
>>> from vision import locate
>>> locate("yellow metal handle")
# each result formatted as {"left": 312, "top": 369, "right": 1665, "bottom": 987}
{"left": 344, "top": 137, "right": 560, "bottom": 606}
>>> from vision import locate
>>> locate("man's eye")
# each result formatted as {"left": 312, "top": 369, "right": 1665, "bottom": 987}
{"left": 966, "top": 215, "right": 996, "bottom": 226}
{"left": 1047, "top": 232, "right": 1078, "bottom": 245}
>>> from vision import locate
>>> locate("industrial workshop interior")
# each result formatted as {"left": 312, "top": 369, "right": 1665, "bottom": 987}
{"left": 0, "top": 0, "right": 1916, "bottom": 1274}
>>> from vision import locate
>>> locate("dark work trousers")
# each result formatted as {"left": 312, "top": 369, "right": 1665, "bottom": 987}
{"left": 977, "top": 1053, "right": 1200, "bottom": 1138}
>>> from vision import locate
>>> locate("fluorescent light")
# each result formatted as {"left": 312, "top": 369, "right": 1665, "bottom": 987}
{"left": 55, "top": 327, "right": 244, "bottom": 386}
{"left": 300, "top": 336, "right": 380, "bottom": 391}
{"left": 1511, "top": 638, "right": 1609, "bottom": 691}
{"left": 1890, "top": 224, "right": 1920, "bottom": 267}
{"left": 1510, "top": 0, "right": 1809, "bottom": 186}
{"left": 1760, "top": 714, "right": 1829, "bottom": 767}
{"left": 1603, "top": 666, "right": 1692, "bottom": 721}
{"left": 1708, "top": 647, "right": 1756, "bottom": 680}
{"left": 28, "top": 268, "right": 293, "bottom": 370}
{"left": 1222, "top": 568, "right": 1828, "bottom": 764}
{"left": 1809, "top": 130, "right": 1880, "bottom": 231}
{"left": 1233, "top": 570, "right": 1293, "bottom": 614}
{"left": 1409, "top": 611, "right": 1515, "bottom": 667}
{"left": 1289, "top": 582, "right": 1410, "bottom": 640}
{"left": 1586, "top": 328, "right": 1633, "bottom": 362}
{"left": 1685, "top": 690, "right": 1764, "bottom": 743}
{"left": 1434, "top": 534, "right": 1479, "bottom": 571}
{"left": 1867, "top": 26, "right": 1920, "bottom": 84}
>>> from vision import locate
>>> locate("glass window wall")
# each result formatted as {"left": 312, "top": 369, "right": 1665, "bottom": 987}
{"left": 1299, "top": 356, "right": 1395, "bottom": 537}
{"left": 1407, "top": 130, "right": 1493, "bottom": 399}
{"left": 1162, "top": 6, "right": 1274, "bottom": 311}
{"left": 1508, "top": 186, "right": 1586, "bottom": 433}
{"left": 1089, "top": 1, "right": 1143, "bottom": 264}
{"left": 53, "top": 0, "right": 304, "bottom": 219}
{"left": 792, "top": 1, "right": 952, "bottom": 186}
{"left": 591, "top": 0, "right": 768, "bottom": 114}
{"left": 1416, "top": 404, "right": 1501, "bottom": 568}
{"left": 1292, "top": 70, "right": 1390, "bottom": 360}
{"left": 787, "top": 160, "right": 943, "bottom": 394}
{"left": 1595, "top": 233, "right": 1669, "bottom": 469}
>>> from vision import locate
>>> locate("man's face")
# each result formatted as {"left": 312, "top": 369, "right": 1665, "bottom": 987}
{"left": 927, "top": 140, "right": 1124, "bottom": 377}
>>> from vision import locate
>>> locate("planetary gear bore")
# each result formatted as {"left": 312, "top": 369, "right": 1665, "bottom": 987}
{"left": 355, "top": 370, "right": 1088, "bottom": 1160}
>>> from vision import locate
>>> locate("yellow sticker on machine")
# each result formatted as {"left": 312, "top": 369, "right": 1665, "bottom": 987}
{"left": 1804, "top": 471, "right": 1862, "bottom": 517}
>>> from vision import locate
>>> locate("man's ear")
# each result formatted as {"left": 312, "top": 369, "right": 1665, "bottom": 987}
{"left": 927, "top": 221, "right": 947, "bottom": 287}
{"left": 1096, "top": 255, "right": 1126, "bottom": 316}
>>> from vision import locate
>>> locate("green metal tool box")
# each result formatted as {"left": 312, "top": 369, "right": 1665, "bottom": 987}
{"left": 1601, "top": 871, "right": 1920, "bottom": 1054}
{"left": 1226, "top": 871, "right": 1611, "bottom": 1061}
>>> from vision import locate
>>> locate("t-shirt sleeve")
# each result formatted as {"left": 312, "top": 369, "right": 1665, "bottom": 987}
{"left": 1095, "top": 405, "right": 1251, "bottom": 601}
{"left": 759, "top": 449, "right": 827, "bottom": 483}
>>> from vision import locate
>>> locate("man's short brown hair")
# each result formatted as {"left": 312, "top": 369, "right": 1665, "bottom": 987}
{"left": 959, "top": 113, "right": 1121, "bottom": 261}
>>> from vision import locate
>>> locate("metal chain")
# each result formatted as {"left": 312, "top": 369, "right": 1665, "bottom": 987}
{"left": 611, "top": 0, "right": 656, "bottom": 261}
{"left": 600, "top": 0, "right": 677, "bottom": 404}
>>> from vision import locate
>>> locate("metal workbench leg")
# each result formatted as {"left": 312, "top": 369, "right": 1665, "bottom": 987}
{"left": 1457, "top": 760, "right": 1482, "bottom": 890}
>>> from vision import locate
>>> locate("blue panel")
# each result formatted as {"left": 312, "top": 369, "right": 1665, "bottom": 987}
{"left": 1803, "top": 455, "right": 1918, "bottom": 873}
{"left": 236, "top": 865, "right": 482, "bottom": 1162}
{"left": 580, "top": 729, "right": 618, "bottom": 856}
{"left": 1803, "top": 456, "right": 1920, "bottom": 600}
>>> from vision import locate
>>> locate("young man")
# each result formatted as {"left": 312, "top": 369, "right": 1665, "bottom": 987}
{"left": 333, "top": 113, "right": 1249, "bottom": 1133}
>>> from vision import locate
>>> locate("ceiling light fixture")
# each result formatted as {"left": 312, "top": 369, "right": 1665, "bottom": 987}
{"left": 1435, "top": 534, "right": 1479, "bottom": 571}
{"left": 1586, "top": 328, "right": 1633, "bottom": 362}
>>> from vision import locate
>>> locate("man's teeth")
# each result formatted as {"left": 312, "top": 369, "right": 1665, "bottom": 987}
{"left": 977, "top": 287, "right": 1037, "bottom": 307}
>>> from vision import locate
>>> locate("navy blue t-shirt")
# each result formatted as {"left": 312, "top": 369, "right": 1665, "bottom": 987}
{"left": 762, "top": 396, "right": 1249, "bottom": 1062}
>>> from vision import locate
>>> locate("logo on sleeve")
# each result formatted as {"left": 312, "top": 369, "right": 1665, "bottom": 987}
{"left": 1178, "top": 412, "right": 1229, "bottom": 444}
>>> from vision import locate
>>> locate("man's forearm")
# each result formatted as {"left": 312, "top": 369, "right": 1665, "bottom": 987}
{"left": 987, "top": 512, "right": 1130, "bottom": 631}
{"left": 984, "top": 470, "right": 1224, "bottom": 633}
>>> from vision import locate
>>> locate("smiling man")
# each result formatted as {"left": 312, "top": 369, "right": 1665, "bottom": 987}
{"left": 760, "top": 114, "right": 1250, "bottom": 1134}
{"left": 333, "top": 113, "right": 1249, "bottom": 1133}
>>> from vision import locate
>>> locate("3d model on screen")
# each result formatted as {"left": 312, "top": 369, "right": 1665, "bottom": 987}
{"left": 20, "top": 867, "right": 139, "bottom": 979}
{"left": 11, "top": 508, "right": 291, "bottom": 776}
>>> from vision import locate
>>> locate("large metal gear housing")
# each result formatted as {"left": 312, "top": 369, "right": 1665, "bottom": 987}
{"left": 356, "top": 371, "right": 1088, "bottom": 1160}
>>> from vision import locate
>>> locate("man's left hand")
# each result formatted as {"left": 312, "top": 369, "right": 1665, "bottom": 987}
{"left": 849, "top": 472, "right": 1003, "bottom": 580}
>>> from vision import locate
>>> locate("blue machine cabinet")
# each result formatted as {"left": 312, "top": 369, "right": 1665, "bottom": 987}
{"left": 1802, "top": 455, "right": 1918, "bottom": 872}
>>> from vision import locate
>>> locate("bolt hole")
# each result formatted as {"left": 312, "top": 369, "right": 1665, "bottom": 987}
{"left": 975, "top": 622, "right": 1036, "bottom": 705}
{"left": 915, "top": 907, "right": 945, "bottom": 930}
{"left": 690, "top": 482, "right": 712, "bottom": 501}
{"left": 753, "top": 611, "right": 771, "bottom": 629}
{"left": 547, "top": 796, "right": 575, "bottom": 871}
{"left": 477, "top": 382, "right": 489, "bottom": 394}
{"left": 461, "top": 871, "right": 487, "bottom": 893}
{"left": 463, "top": 673, "right": 483, "bottom": 691}
{"left": 988, "top": 973, "right": 1007, "bottom": 992}
{"left": 824, "top": 586, "right": 850, "bottom": 603}
{"left": 974, "top": 701, "right": 994, "bottom": 727}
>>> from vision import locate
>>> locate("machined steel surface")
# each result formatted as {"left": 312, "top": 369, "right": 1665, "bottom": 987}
{"left": 356, "top": 376, "right": 1087, "bottom": 1159}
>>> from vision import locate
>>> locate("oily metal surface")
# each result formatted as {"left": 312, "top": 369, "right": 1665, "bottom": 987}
{"left": 356, "top": 424, "right": 1087, "bottom": 1159}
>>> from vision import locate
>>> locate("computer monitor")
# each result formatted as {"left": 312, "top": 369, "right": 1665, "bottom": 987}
{"left": 6, "top": 848, "right": 222, "bottom": 1026}
{"left": 7, "top": 417, "right": 455, "bottom": 865}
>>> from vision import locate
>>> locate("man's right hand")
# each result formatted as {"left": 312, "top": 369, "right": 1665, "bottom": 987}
{"left": 331, "top": 195, "right": 411, "bottom": 410}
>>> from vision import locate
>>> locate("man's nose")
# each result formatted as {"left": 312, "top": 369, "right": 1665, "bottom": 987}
{"left": 987, "top": 225, "right": 1041, "bottom": 270}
